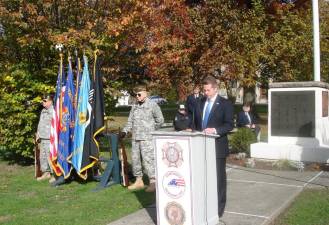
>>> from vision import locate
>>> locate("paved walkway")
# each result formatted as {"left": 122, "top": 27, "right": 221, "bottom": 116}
{"left": 108, "top": 165, "right": 329, "bottom": 225}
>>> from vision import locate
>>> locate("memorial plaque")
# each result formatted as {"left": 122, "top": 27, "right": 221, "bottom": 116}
{"left": 271, "top": 91, "right": 315, "bottom": 137}
{"left": 322, "top": 91, "right": 328, "bottom": 117}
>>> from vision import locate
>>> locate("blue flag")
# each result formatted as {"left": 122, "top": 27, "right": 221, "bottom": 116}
{"left": 74, "top": 57, "right": 82, "bottom": 111}
{"left": 70, "top": 55, "right": 91, "bottom": 177}
{"left": 58, "top": 59, "right": 75, "bottom": 179}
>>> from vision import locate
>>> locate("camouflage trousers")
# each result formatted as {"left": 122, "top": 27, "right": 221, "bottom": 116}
{"left": 131, "top": 140, "right": 155, "bottom": 179}
{"left": 38, "top": 139, "right": 52, "bottom": 173}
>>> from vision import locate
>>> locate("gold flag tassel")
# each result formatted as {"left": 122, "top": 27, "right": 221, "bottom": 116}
{"left": 93, "top": 49, "right": 99, "bottom": 82}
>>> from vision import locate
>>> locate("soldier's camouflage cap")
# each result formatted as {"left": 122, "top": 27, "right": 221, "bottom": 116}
{"left": 133, "top": 85, "right": 147, "bottom": 93}
{"left": 42, "top": 94, "right": 54, "bottom": 101}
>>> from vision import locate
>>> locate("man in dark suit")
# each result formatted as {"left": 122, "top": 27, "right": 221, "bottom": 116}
{"left": 186, "top": 85, "right": 203, "bottom": 130}
{"left": 191, "top": 76, "right": 234, "bottom": 219}
{"left": 237, "top": 104, "right": 261, "bottom": 141}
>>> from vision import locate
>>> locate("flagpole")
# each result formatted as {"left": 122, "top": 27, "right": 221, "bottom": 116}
{"left": 59, "top": 52, "right": 63, "bottom": 129}
{"left": 312, "top": 0, "right": 321, "bottom": 81}
{"left": 74, "top": 49, "right": 81, "bottom": 110}
{"left": 68, "top": 52, "right": 71, "bottom": 67}
{"left": 68, "top": 53, "right": 72, "bottom": 99}
{"left": 93, "top": 49, "right": 99, "bottom": 82}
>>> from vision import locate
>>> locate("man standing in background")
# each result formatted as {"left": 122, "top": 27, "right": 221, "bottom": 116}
{"left": 186, "top": 84, "right": 203, "bottom": 130}
{"left": 237, "top": 103, "right": 261, "bottom": 141}
{"left": 36, "top": 95, "right": 54, "bottom": 181}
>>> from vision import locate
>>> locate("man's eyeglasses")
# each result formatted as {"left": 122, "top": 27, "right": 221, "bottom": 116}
{"left": 135, "top": 93, "right": 142, "bottom": 97}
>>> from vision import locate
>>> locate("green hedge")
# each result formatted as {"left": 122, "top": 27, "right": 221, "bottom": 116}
{"left": 233, "top": 103, "right": 268, "bottom": 114}
{"left": 113, "top": 103, "right": 268, "bottom": 123}
{"left": 0, "top": 63, "right": 54, "bottom": 163}
{"left": 230, "top": 128, "right": 257, "bottom": 156}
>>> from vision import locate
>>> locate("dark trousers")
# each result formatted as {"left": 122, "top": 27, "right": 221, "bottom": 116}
{"left": 252, "top": 125, "right": 261, "bottom": 142}
{"left": 216, "top": 157, "right": 227, "bottom": 217}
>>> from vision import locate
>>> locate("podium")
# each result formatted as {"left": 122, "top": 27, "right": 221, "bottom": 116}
{"left": 152, "top": 131, "right": 219, "bottom": 225}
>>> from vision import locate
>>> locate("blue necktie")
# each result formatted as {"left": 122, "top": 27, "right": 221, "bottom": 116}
{"left": 202, "top": 100, "right": 211, "bottom": 129}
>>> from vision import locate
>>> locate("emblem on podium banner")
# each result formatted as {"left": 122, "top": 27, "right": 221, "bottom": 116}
{"left": 165, "top": 201, "right": 185, "bottom": 225}
{"left": 162, "top": 171, "right": 186, "bottom": 198}
{"left": 162, "top": 142, "right": 183, "bottom": 167}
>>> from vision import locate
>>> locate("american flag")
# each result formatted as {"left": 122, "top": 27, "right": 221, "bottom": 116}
{"left": 49, "top": 94, "right": 61, "bottom": 175}
{"left": 168, "top": 178, "right": 185, "bottom": 186}
{"left": 49, "top": 62, "right": 65, "bottom": 176}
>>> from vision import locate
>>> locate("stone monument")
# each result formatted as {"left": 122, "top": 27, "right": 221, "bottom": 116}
{"left": 251, "top": 81, "right": 329, "bottom": 163}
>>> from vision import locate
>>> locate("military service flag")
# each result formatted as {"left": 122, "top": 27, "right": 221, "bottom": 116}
{"left": 70, "top": 55, "right": 91, "bottom": 178}
{"left": 80, "top": 52, "right": 105, "bottom": 179}
{"left": 57, "top": 59, "right": 75, "bottom": 178}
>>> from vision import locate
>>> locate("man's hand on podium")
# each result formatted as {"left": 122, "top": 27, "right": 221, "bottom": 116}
{"left": 203, "top": 128, "right": 216, "bottom": 135}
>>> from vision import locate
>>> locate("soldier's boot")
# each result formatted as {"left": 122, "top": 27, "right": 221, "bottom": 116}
{"left": 49, "top": 176, "right": 56, "bottom": 183}
{"left": 128, "top": 177, "right": 144, "bottom": 190}
{"left": 145, "top": 179, "right": 156, "bottom": 192}
{"left": 37, "top": 172, "right": 51, "bottom": 181}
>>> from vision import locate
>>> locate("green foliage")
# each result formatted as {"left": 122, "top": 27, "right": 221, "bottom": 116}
{"left": 230, "top": 128, "right": 257, "bottom": 156}
{"left": 0, "top": 0, "right": 135, "bottom": 161}
{"left": 164, "top": 88, "right": 178, "bottom": 103}
{"left": 260, "top": 8, "right": 314, "bottom": 83}
{"left": 0, "top": 63, "right": 57, "bottom": 160}
{"left": 320, "top": 1, "right": 329, "bottom": 83}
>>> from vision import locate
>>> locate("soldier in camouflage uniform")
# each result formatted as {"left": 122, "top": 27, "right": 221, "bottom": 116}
{"left": 36, "top": 95, "right": 54, "bottom": 181}
{"left": 121, "top": 85, "right": 164, "bottom": 192}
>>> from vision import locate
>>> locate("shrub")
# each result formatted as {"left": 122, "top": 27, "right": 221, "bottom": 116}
{"left": 272, "top": 159, "right": 301, "bottom": 171}
{"left": 0, "top": 63, "right": 53, "bottom": 162}
{"left": 230, "top": 128, "right": 257, "bottom": 156}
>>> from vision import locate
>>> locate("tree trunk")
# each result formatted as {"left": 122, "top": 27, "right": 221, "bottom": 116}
{"left": 177, "top": 80, "right": 188, "bottom": 102}
{"left": 224, "top": 81, "right": 237, "bottom": 104}
{"left": 243, "top": 86, "right": 256, "bottom": 105}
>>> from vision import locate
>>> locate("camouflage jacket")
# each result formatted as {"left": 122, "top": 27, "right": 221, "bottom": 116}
{"left": 37, "top": 105, "right": 54, "bottom": 140}
{"left": 123, "top": 98, "right": 164, "bottom": 140}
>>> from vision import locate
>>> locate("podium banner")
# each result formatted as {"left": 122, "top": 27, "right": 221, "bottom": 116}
{"left": 153, "top": 131, "right": 219, "bottom": 225}
{"left": 155, "top": 137, "right": 192, "bottom": 225}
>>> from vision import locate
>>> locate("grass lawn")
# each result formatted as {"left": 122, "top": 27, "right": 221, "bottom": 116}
{"left": 4, "top": 110, "right": 327, "bottom": 225}
{"left": 0, "top": 160, "right": 155, "bottom": 225}
{"left": 274, "top": 188, "right": 329, "bottom": 225}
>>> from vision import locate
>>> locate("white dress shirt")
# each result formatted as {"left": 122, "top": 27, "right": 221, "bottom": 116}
{"left": 202, "top": 94, "right": 217, "bottom": 121}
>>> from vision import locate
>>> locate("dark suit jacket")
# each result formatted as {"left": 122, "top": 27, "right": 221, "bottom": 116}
{"left": 192, "top": 95, "right": 234, "bottom": 158}
{"left": 186, "top": 94, "right": 204, "bottom": 130}
{"left": 236, "top": 111, "right": 258, "bottom": 127}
